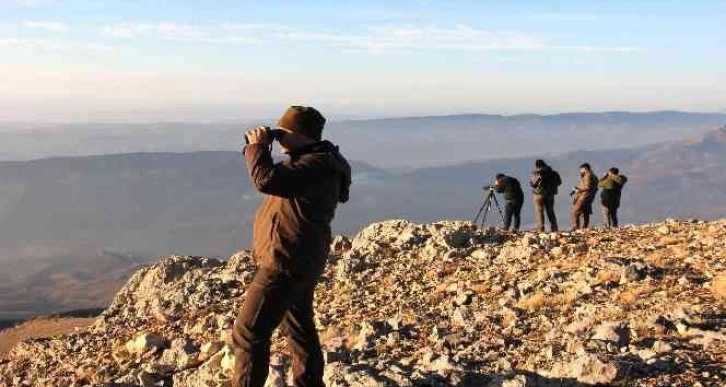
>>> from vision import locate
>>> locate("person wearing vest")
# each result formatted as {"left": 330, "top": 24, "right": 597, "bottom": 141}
{"left": 599, "top": 167, "right": 628, "bottom": 228}
{"left": 570, "top": 163, "right": 598, "bottom": 230}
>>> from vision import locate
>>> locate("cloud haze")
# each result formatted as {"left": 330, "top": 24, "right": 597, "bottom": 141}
{"left": 0, "top": 0, "right": 723, "bottom": 121}
{"left": 23, "top": 20, "right": 68, "bottom": 33}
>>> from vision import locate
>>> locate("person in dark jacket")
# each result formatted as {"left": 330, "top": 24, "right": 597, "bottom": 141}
{"left": 492, "top": 173, "right": 524, "bottom": 232}
{"left": 570, "top": 163, "right": 598, "bottom": 230}
{"left": 232, "top": 106, "right": 352, "bottom": 387}
{"left": 598, "top": 167, "right": 627, "bottom": 228}
{"left": 529, "top": 159, "right": 561, "bottom": 232}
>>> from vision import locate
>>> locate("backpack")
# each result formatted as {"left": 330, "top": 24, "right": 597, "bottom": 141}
{"left": 551, "top": 170, "right": 562, "bottom": 194}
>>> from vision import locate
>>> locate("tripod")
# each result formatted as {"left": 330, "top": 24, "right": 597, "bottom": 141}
{"left": 472, "top": 187, "right": 506, "bottom": 228}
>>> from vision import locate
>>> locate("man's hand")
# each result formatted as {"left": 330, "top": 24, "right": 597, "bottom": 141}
{"left": 245, "top": 126, "right": 272, "bottom": 145}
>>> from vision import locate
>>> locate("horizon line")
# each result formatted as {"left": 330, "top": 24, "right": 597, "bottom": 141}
{"left": 1, "top": 109, "right": 725, "bottom": 126}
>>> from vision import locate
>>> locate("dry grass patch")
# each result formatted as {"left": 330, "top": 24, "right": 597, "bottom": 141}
{"left": 537, "top": 257, "right": 584, "bottom": 271}
{"left": 560, "top": 290, "right": 580, "bottom": 306}
{"left": 0, "top": 317, "right": 93, "bottom": 356}
{"left": 645, "top": 251, "right": 670, "bottom": 268}
{"left": 502, "top": 313, "right": 518, "bottom": 327}
{"left": 615, "top": 283, "right": 655, "bottom": 305}
{"left": 320, "top": 326, "right": 343, "bottom": 345}
{"left": 711, "top": 273, "right": 726, "bottom": 301}
{"left": 434, "top": 283, "right": 449, "bottom": 293}
{"left": 517, "top": 293, "right": 554, "bottom": 310}
{"left": 470, "top": 283, "right": 489, "bottom": 294}
{"left": 516, "top": 290, "right": 581, "bottom": 310}
{"left": 597, "top": 269, "right": 621, "bottom": 284}
{"left": 427, "top": 291, "right": 447, "bottom": 304}
{"left": 320, "top": 326, "right": 358, "bottom": 350}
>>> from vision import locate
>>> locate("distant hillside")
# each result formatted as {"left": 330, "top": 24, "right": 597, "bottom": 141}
{"left": 1, "top": 127, "right": 724, "bottom": 319}
{"left": 1, "top": 111, "right": 724, "bottom": 168}
{"left": 0, "top": 152, "right": 386, "bottom": 258}
{"left": 0, "top": 250, "right": 144, "bottom": 321}
{"left": 333, "top": 111, "right": 726, "bottom": 168}
{"left": 403, "top": 126, "right": 726, "bottom": 224}
{"left": 0, "top": 153, "right": 388, "bottom": 318}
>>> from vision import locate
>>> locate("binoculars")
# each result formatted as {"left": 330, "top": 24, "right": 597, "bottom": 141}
{"left": 244, "top": 127, "right": 286, "bottom": 144}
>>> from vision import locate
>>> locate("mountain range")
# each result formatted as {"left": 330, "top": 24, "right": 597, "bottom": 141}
{"left": 2, "top": 111, "right": 725, "bottom": 169}
{"left": 0, "top": 116, "right": 724, "bottom": 320}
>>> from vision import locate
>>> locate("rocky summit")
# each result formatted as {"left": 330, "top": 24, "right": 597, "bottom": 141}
{"left": 1, "top": 219, "right": 725, "bottom": 387}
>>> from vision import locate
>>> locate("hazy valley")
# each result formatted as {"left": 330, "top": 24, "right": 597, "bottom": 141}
{"left": 2, "top": 111, "right": 725, "bottom": 169}
{"left": 1, "top": 112, "right": 725, "bottom": 320}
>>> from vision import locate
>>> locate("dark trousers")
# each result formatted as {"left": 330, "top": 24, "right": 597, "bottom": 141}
{"left": 571, "top": 195, "right": 594, "bottom": 230}
{"left": 231, "top": 268, "right": 324, "bottom": 387}
{"left": 602, "top": 203, "right": 619, "bottom": 228}
{"left": 503, "top": 199, "right": 524, "bottom": 231}
{"left": 534, "top": 194, "right": 558, "bottom": 232}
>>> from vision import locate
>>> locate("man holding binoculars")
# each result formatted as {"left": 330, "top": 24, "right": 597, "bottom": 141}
{"left": 231, "top": 106, "right": 351, "bottom": 387}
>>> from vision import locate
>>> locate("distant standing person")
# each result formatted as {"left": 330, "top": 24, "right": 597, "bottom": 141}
{"left": 570, "top": 163, "right": 598, "bottom": 230}
{"left": 598, "top": 167, "right": 628, "bottom": 228}
{"left": 232, "top": 106, "right": 352, "bottom": 387}
{"left": 529, "top": 159, "right": 562, "bottom": 232}
{"left": 492, "top": 173, "right": 524, "bottom": 232}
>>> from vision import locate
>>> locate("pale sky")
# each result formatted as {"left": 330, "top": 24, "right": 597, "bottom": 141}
{"left": 1, "top": 0, "right": 725, "bottom": 122}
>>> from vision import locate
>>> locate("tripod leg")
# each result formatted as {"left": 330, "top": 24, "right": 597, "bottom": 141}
{"left": 472, "top": 202, "right": 486, "bottom": 225}
{"left": 472, "top": 193, "right": 488, "bottom": 225}
{"left": 481, "top": 203, "right": 490, "bottom": 228}
{"left": 480, "top": 192, "right": 494, "bottom": 228}
{"left": 491, "top": 193, "right": 506, "bottom": 224}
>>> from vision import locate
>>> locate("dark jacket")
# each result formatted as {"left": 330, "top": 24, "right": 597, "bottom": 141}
{"left": 244, "top": 140, "right": 351, "bottom": 279}
{"left": 530, "top": 166, "right": 560, "bottom": 196}
{"left": 599, "top": 173, "right": 627, "bottom": 206}
{"left": 495, "top": 175, "right": 524, "bottom": 202}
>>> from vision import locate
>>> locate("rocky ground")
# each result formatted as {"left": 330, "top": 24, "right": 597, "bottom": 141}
{"left": 1, "top": 218, "right": 724, "bottom": 386}
{"left": 0, "top": 317, "right": 94, "bottom": 355}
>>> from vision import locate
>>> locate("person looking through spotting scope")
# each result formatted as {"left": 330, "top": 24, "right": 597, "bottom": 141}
{"left": 598, "top": 167, "right": 628, "bottom": 229}
{"left": 492, "top": 173, "right": 524, "bottom": 232}
{"left": 570, "top": 163, "right": 598, "bottom": 230}
{"left": 231, "top": 106, "right": 352, "bottom": 387}
{"left": 530, "top": 159, "right": 562, "bottom": 232}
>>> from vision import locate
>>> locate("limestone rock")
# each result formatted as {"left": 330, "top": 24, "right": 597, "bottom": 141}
{"left": 551, "top": 353, "right": 625, "bottom": 385}
{"left": 2, "top": 218, "right": 725, "bottom": 387}
{"left": 487, "top": 373, "right": 533, "bottom": 387}
{"left": 156, "top": 338, "right": 200, "bottom": 371}
{"left": 591, "top": 321, "right": 630, "bottom": 347}
{"left": 323, "top": 363, "right": 387, "bottom": 386}
{"left": 652, "top": 339, "right": 673, "bottom": 354}
{"left": 125, "top": 332, "right": 167, "bottom": 355}
{"left": 330, "top": 235, "right": 352, "bottom": 256}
